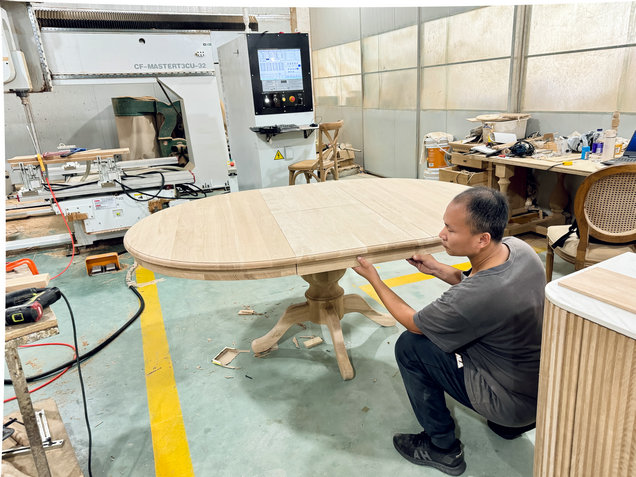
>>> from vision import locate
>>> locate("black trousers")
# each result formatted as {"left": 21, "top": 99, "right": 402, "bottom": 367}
{"left": 395, "top": 331, "right": 474, "bottom": 449}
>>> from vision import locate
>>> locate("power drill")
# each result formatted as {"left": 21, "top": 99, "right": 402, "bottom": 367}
{"left": 5, "top": 287, "right": 62, "bottom": 326}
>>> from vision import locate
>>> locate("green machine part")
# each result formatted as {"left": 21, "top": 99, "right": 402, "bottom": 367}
{"left": 111, "top": 96, "right": 188, "bottom": 164}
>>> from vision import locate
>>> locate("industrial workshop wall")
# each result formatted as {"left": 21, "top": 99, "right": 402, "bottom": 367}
{"left": 310, "top": 4, "right": 636, "bottom": 180}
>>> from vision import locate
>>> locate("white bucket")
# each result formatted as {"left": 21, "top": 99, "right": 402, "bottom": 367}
{"left": 487, "top": 119, "right": 529, "bottom": 140}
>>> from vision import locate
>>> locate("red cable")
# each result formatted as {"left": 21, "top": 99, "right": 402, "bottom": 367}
{"left": 44, "top": 174, "right": 76, "bottom": 279}
{"left": 3, "top": 342, "right": 77, "bottom": 403}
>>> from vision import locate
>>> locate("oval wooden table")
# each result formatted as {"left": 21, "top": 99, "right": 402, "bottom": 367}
{"left": 124, "top": 178, "right": 469, "bottom": 379}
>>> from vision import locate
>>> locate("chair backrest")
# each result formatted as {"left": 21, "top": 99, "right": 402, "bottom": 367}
{"left": 574, "top": 164, "right": 636, "bottom": 250}
{"left": 316, "top": 120, "right": 344, "bottom": 175}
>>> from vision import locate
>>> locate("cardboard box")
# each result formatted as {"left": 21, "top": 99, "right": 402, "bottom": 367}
{"left": 438, "top": 166, "right": 488, "bottom": 187}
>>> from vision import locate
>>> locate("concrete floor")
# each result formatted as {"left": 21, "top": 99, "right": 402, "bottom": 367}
{"left": 4, "top": 223, "right": 575, "bottom": 477}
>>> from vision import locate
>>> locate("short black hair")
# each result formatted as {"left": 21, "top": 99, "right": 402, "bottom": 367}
{"left": 451, "top": 187, "right": 509, "bottom": 242}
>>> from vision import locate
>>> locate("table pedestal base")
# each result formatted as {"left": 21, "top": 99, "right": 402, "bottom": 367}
{"left": 251, "top": 269, "right": 395, "bottom": 380}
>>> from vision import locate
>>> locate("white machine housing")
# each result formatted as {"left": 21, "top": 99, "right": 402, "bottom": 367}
{"left": 2, "top": 7, "right": 32, "bottom": 92}
{"left": 40, "top": 28, "right": 230, "bottom": 191}
{"left": 218, "top": 33, "right": 316, "bottom": 190}
{"left": 4, "top": 4, "right": 237, "bottom": 248}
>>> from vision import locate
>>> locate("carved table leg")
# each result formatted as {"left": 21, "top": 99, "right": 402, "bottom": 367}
{"left": 495, "top": 164, "right": 515, "bottom": 218}
{"left": 548, "top": 172, "right": 568, "bottom": 223}
{"left": 343, "top": 294, "right": 395, "bottom": 326}
{"left": 251, "top": 302, "right": 309, "bottom": 353}
{"left": 322, "top": 305, "right": 354, "bottom": 380}
{"left": 251, "top": 269, "right": 395, "bottom": 380}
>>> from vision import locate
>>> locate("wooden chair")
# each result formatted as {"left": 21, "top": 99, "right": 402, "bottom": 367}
{"left": 545, "top": 163, "right": 636, "bottom": 281}
{"left": 288, "top": 120, "right": 343, "bottom": 185}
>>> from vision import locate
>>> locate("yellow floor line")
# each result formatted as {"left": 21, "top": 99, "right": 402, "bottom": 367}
{"left": 360, "top": 261, "right": 472, "bottom": 304}
{"left": 137, "top": 267, "right": 194, "bottom": 477}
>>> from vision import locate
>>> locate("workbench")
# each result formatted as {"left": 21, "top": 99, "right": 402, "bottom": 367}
{"left": 452, "top": 152, "right": 604, "bottom": 236}
{"left": 5, "top": 307, "right": 59, "bottom": 477}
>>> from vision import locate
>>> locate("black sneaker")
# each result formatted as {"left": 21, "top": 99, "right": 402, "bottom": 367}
{"left": 393, "top": 431, "right": 466, "bottom": 476}
{"left": 487, "top": 420, "right": 536, "bottom": 440}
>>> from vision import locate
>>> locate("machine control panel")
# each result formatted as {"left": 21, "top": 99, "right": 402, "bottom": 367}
{"left": 247, "top": 33, "right": 313, "bottom": 115}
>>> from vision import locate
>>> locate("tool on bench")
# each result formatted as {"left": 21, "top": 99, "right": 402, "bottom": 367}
{"left": 5, "top": 287, "right": 61, "bottom": 326}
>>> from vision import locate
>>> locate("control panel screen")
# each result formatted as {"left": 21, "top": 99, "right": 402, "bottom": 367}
{"left": 258, "top": 49, "right": 303, "bottom": 93}
{"left": 247, "top": 33, "right": 313, "bottom": 115}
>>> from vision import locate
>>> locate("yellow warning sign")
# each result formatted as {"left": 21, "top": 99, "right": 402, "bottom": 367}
{"left": 274, "top": 150, "right": 285, "bottom": 160}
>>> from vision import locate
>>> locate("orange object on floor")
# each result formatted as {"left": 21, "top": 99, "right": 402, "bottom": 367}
{"left": 85, "top": 252, "right": 121, "bottom": 276}
{"left": 6, "top": 258, "right": 39, "bottom": 275}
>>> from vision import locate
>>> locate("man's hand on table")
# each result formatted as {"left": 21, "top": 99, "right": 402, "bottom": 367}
{"left": 407, "top": 254, "right": 439, "bottom": 275}
{"left": 352, "top": 256, "right": 380, "bottom": 282}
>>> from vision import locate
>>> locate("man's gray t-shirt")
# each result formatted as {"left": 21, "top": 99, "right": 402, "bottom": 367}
{"left": 413, "top": 236, "right": 545, "bottom": 426}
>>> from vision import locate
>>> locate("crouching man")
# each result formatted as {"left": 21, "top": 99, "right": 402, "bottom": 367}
{"left": 353, "top": 187, "right": 545, "bottom": 476}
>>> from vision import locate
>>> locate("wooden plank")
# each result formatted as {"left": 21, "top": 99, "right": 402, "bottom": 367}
{"left": 7, "top": 148, "right": 130, "bottom": 165}
{"left": 558, "top": 268, "right": 636, "bottom": 314}
{"left": 6, "top": 273, "right": 51, "bottom": 292}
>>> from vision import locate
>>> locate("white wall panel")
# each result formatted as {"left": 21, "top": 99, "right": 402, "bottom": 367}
{"left": 363, "top": 109, "right": 417, "bottom": 178}
{"left": 446, "top": 6, "right": 513, "bottom": 63}
{"left": 313, "top": 47, "right": 339, "bottom": 78}
{"left": 420, "top": 66, "right": 447, "bottom": 110}
{"left": 362, "top": 36, "right": 379, "bottom": 73}
{"left": 523, "top": 50, "right": 624, "bottom": 112}
{"left": 339, "top": 41, "right": 362, "bottom": 75}
{"left": 361, "top": 7, "right": 418, "bottom": 37}
{"left": 379, "top": 69, "right": 417, "bottom": 110}
{"left": 446, "top": 59, "right": 509, "bottom": 110}
{"left": 528, "top": 3, "right": 634, "bottom": 55}
{"left": 619, "top": 47, "right": 636, "bottom": 113}
{"left": 309, "top": 8, "right": 361, "bottom": 49}
{"left": 421, "top": 17, "right": 448, "bottom": 66}
{"left": 341, "top": 75, "right": 362, "bottom": 107}
{"left": 378, "top": 25, "right": 418, "bottom": 71}
{"left": 363, "top": 73, "right": 380, "bottom": 109}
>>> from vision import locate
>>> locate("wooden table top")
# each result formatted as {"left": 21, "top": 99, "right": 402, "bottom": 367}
{"left": 124, "top": 178, "right": 470, "bottom": 280}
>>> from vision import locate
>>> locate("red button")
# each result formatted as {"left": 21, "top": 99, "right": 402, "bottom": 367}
{"left": 289, "top": 96, "right": 295, "bottom": 102}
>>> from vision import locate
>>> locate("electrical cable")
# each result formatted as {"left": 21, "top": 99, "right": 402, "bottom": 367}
{"left": 40, "top": 157, "right": 76, "bottom": 280}
{"left": 176, "top": 182, "right": 207, "bottom": 198}
{"left": 546, "top": 162, "right": 566, "bottom": 172}
{"left": 61, "top": 291, "right": 93, "bottom": 477}
{"left": 115, "top": 170, "right": 168, "bottom": 202}
{"left": 3, "top": 343, "right": 76, "bottom": 403}
{"left": 4, "top": 284, "right": 145, "bottom": 384}
{"left": 43, "top": 180, "right": 99, "bottom": 191}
